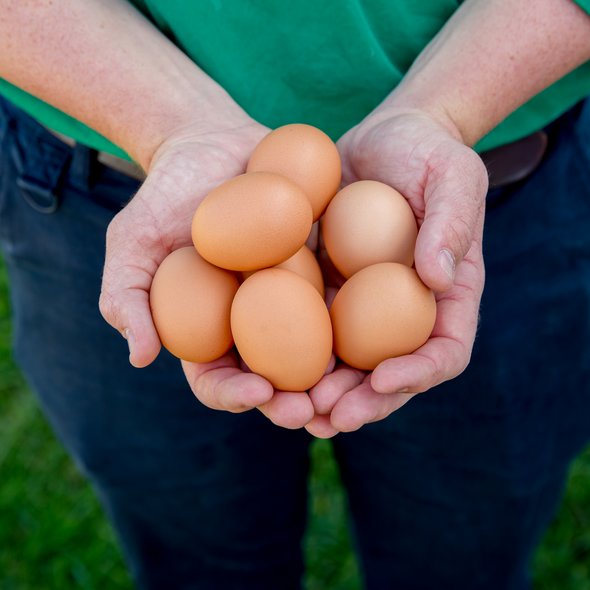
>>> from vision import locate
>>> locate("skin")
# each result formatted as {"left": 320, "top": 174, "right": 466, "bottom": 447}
{"left": 1, "top": 0, "right": 590, "bottom": 433}
{"left": 305, "top": 0, "right": 590, "bottom": 437}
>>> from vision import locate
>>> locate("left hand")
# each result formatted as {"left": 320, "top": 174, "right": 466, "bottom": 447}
{"left": 100, "top": 116, "right": 318, "bottom": 431}
{"left": 306, "top": 108, "right": 488, "bottom": 438}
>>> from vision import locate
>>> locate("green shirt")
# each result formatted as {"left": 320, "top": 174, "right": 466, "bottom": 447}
{"left": 1, "top": 0, "right": 590, "bottom": 160}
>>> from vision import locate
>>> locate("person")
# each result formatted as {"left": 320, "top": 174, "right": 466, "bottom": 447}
{"left": 1, "top": 0, "right": 590, "bottom": 588}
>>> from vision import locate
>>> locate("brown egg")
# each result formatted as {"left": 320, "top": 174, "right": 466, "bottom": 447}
{"left": 150, "top": 247, "right": 239, "bottom": 362}
{"left": 330, "top": 263, "right": 436, "bottom": 370}
{"left": 276, "top": 245, "right": 325, "bottom": 297}
{"left": 322, "top": 180, "right": 418, "bottom": 278}
{"left": 192, "top": 172, "right": 313, "bottom": 271}
{"left": 241, "top": 245, "right": 325, "bottom": 297}
{"left": 231, "top": 269, "right": 332, "bottom": 391}
{"left": 247, "top": 123, "right": 341, "bottom": 221}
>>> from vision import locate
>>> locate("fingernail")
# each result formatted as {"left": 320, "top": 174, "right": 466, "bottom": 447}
{"left": 438, "top": 249, "right": 456, "bottom": 281}
{"left": 124, "top": 328, "right": 135, "bottom": 363}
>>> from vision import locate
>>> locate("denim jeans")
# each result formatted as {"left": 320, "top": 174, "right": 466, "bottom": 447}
{"left": 1, "top": 94, "right": 590, "bottom": 590}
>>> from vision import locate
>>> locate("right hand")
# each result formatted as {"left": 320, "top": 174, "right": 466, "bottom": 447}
{"left": 99, "top": 117, "right": 315, "bottom": 429}
{"left": 306, "top": 108, "right": 487, "bottom": 438}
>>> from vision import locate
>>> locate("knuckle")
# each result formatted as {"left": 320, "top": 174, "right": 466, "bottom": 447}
{"left": 448, "top": 217, "right": 476, "bottom": 260}
{"left": 416, "top": 352, "right": 457, "bottom": 392}
{"left": 438, "top": 342, "right": 472, "bottom": 386}
{"left": 467, "top": 149, "right": 490, "bottom": 193}
{"left": 105, "top": 213, "right": 125, "bottom": 246}
{"left": 191, "top": 381, "right": 221, "bottom": 411}
{"left": 98, "top": 288, "right": 123, "bottom": 333}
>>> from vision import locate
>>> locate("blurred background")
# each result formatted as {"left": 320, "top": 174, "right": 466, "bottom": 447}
{"left": 1, "top": 255, "right": 589, "bottom": 590}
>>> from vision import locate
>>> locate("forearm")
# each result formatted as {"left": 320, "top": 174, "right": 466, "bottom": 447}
{"left": 0, "top": 0, "right": 249, "bottom": 170}
{"left": 384, "top": 0, "right": 590, "bottom": 145}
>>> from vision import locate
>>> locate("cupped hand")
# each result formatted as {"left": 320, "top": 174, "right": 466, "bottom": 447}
{"left": 98, "top": 116, "right": 315, "bottom": 429}
{"left": 306, "top": 109, "right": 488, "bottom": 438}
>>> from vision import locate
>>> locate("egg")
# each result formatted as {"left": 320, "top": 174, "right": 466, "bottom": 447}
{"left": 150, "top": 247, "right": 239, "bottom": 362}
{"left": 330, "top": 263, "right": 436, "bottom": 370}
{"left": 242, "top": 245, "right": 325, "bottom": 297}
{"left": 322, "top": 180, "right": 418, "bottom": 278}
{"left": 231, "top": 269, "right": 332, "bottom": 391}
{"left": 192, "top": 172, "right": 313, "bottom": 271}
{"left": 247, "top": 123, "right": 342, "bottom": 221}
{"left": 276, "top": 245, "right": 325, "bottom": 297}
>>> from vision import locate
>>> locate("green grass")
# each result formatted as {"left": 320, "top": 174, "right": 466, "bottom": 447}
{"left": 0, "top": 253, "right": 589, "bottom": 589}
{"left": 533, "top": 452, "right": 590, "bottom": 590}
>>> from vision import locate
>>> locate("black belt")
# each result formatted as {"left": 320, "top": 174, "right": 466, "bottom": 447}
{"left": 45, "top": 127, "right": 146, "bottom": 181}
{"left": 47, "top": 126, "right": 548, "bottom": 190}
{"left": 480, "top": 131, "right": 548, "bottom": 189}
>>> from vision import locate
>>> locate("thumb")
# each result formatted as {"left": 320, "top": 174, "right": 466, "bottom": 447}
{"left": 414, "top": 148, "right": 488, "bottom": 292}
{"left": 99, "top": 205, "right": 164, "bottom": 368}
{"left": 99, "top": 285, "right": 162, "bottom": 368}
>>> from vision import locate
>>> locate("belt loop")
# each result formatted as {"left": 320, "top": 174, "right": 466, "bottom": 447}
{"left": 69, "top": 143, "right": 96, "bottom": 193}
{"left": 0, "top": 99, "right": 7, "bottom": 143}
{"left": 11, "top": 131, "right": 72, "bottom": 215}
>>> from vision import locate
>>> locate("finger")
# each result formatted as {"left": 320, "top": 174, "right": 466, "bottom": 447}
{"left": 371, "top": 247, "right": 483, "bottom": 394}
{"left": 100, "top": 167, "right": 199, "bottom": 368}
{"left": 324, "top": 353, "right": 337, "bottom": 375}
{"left": 370, "top": 338, "right": 463, "bottom": 395}
{"left": 414, "top": 146, "right": 487, "bottom": 292}
{"left": 99, "top": 273, "right": 161, "bottom": 368}
{"left": 257, "top": 391, "right": 315, "bottom": 429}
{"left": 99, "top": 195, "right": 167, "bottom": 368}
{"left": 330, "top": 382, "right": 416, "bottom": 432}
{"left": 309, "top": 365, "right": 365, "bottom": 415}
{"left": 305, "top": 415, "right": 340, "bottom": 439}
{"left": 182, "top": 355, "right": 274, "bottom": 412}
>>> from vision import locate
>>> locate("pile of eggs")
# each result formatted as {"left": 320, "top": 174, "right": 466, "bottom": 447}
{"left": 150, "top": 124, "right": 436, "bottom": 392}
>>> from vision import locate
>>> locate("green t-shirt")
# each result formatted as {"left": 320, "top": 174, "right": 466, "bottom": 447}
{"left": 1, "top": 0, "right": 590, "bottom": 160}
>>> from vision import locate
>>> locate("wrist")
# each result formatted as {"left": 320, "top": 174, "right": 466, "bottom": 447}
{"left": 351, "top": 101, "right": 467, "bottom": 151}
{"left": 367, "top": 0, "right": 590, "bottom": 149}
{"left": 0, "top": 0, "right": 261, "bottom": 173}
{"left": 118, "top": 71, "right": 258, "bottom": 171}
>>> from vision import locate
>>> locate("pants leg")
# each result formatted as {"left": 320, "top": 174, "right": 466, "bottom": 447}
{"left": 333, "top": 99, "right": 590, "bottom": 590}
{"left": 0, "top": 97, "right": 312, "bottom": 590}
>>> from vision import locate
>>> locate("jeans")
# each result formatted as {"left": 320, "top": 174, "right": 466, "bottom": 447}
{"left": 1, "top": 94, "right": 590, "bottom": 590}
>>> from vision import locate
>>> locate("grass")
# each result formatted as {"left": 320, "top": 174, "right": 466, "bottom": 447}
{"left": 533, "top": 454, "right": 590, "bottom": 590}
{"left": 0, "top": 254, "right": 589, "bottom": 589}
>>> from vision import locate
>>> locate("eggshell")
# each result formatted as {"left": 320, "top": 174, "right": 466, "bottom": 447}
{"left": 330, "top": 263, "right": 436, "bottom": 370}
{"left": 192, "top": 172, "right": 313, "bottom": 271}
{"left": 242, "top": 245, "right": 325, "bottom": 297}
{"left": 247, "top": 123, "right": 341, "bottom": 221}
{"left": 231, "top": 268, "right": 332, "bottom": 391}
{"left": 150, "top": 247, "right": 239, "bottom": 362}
{"left": 322, "top": 180, "right": 418, "bottom": 278}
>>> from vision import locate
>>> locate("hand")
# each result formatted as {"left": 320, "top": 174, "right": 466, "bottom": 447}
{"left": 99, "top": 118, "right": 315, "bottom": 429}
{"left": 306, "top": 109, "right": 488, "bottom": 438}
